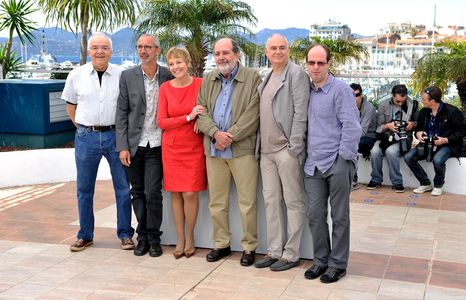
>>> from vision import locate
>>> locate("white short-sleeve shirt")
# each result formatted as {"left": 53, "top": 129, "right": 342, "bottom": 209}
{"left": 62, "top": 62, "right": 123, "bottom": 126}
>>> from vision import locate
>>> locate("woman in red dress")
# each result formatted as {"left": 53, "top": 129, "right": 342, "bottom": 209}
{"left": 157, "top": 47, "right": 206, "bottom": 259}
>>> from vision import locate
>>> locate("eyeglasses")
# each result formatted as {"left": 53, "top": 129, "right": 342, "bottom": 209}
{"left": 136, "top": 45, "right": 158, "bottom": 51}
{"left": 354, "top": 92, "right": 362, "bottom": 97}
{"left": 306, "top": 61, "right": 327, "bottom": 67}
{"left": 90, "top": 46, "right": 111, "bottom": 52}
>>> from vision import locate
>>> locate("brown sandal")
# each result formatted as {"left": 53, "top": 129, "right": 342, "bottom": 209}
{"left": 173, "top": 249, "right": 185, "bottom": 259}
{"left": 184, "top": 247, "right": 196, "bottom": 258}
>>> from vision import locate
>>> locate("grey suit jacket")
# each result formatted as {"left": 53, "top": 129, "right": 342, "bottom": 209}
{"left": 115, "top": 64, "right": 173, "bottom": 156}
{"left": 255, "top": 61, "right": 310, "bottom": 161}
{"left": 376, "top": 95, "right": 419, "bottom": 144}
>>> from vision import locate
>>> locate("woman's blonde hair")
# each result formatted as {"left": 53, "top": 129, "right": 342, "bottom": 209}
{"left": 165, "top": 47, "right": 192, "bottom": 66}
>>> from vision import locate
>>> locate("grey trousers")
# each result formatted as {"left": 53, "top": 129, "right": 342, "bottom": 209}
{"left": 260, "top": 148, "right": 305, "bottom": 262}
{"left": 304, "top": 155, "right": 355, "bottom": 269}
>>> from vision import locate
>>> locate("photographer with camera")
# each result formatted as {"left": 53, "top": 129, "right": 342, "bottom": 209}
{"left": 367, "top": 84, "right": 418, "bottom": 192}
{"left": 404, "top": 86, "right": 466, "bottom": 196}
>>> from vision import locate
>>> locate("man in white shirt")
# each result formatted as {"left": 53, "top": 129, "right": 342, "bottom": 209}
{"left": 62, "top": 32, "right": 134, "bottom": 252}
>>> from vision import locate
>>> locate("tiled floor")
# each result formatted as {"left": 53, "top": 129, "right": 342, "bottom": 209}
{"left": 1, "top": 181, "right": 466, "bottom": 299}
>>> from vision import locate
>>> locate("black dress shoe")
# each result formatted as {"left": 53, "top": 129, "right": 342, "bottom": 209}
{"left": 304, "top": 264, "right": 328, "bottom": 280}
{"left": 240, "top": 250, "right": 255, "bottom": 266}
{"left": 320, "top": 267, "right": 346, "bottom": 283}
{"left": 134, "top": 240, "right": 149, "bottom": 256}
{"left": 149, "top": 242, "right": 163, "bottom": 257}
{"left": 206, "top": 246, "right": 231, "bottom": 262}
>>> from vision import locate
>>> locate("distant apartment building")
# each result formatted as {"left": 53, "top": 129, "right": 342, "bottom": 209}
{"left": 343, "top": 21, "right": 466, "bottom": 73}
{"left": 394, "top": 38, "right": 436, "bottom": 70}
{"left": 386, "top": 22, "right": 413, "bottom": 34}
{"left": 345, "top": 35, "right": 435, "bottom": 72}
{"left": 309, "top": 19, "right": 351, "bottom": 40}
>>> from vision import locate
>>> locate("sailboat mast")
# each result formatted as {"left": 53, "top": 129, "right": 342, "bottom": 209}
{"left": 431, "top": 4, "right": 436, "bottom": 51}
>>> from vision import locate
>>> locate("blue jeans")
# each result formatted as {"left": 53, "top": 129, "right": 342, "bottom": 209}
{"left": 370, "top": 141, "right": 403, "bottom": 186}
{"left": 404, "top": 146, "right": 451, "bottom": 188}
{"left": 74, "top": 125, "right": 134, "bottom": 240}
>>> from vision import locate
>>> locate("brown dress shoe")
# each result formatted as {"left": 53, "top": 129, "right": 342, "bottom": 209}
{"left": 70, "top": 239, "right": 93, "bottom": 252}
{"left": 121, "top": 237, "right": 135, "bottom": 250}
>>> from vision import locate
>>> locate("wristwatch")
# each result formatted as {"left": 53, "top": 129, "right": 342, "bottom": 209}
{"left": 186, "top": 115, "right": 191, "bottom": 122}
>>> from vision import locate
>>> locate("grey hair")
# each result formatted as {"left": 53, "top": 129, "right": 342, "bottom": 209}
{"left": 138, "top": 33, "right": 161, "bottom": 48}
{"left": 88, "top": 32, "right": 113, "bottom": 50}
{"left": 265, "top": 34, "right": 289, "bottom": 49}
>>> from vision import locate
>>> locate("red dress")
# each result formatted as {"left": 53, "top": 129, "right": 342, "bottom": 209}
{"left": 157, "top": 77, "right": 206, "bottom": 192}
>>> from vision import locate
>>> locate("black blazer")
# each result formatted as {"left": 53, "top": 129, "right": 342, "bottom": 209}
{"left": 415, "top": 102, "right": 466, "bottom": 158}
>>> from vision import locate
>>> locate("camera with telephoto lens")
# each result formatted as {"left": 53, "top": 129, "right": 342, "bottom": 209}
{"left": 417, "top": 135, "right": 437, "bottom": 162}
{"left": 394, "top": 120, "right": 410, "bottom": 154}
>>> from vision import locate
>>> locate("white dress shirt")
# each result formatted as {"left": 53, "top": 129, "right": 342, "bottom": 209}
{"left": 139, "top": 67, "right": 162, "bottom": 147}
{"left": 62, "top": 62, "right": 123, "bottom": 126}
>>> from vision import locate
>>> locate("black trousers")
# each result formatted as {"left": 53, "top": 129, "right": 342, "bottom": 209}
{"left": 125, "top": 145, "right": 163, "bottom": 243}
{"left": 358, "top": 136, "right": 377, "bottom": 157}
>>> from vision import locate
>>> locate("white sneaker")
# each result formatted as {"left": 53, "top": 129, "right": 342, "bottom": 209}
{"left": 431, "top": 187, "right": 443, "bottom": 196}
{"left": 413, "top": 185, "right": 433, "bottom": 194}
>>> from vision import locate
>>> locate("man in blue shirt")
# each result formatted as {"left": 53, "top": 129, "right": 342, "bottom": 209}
{"left": 196, "top": 38, "right": 261, "bottom": 266}
{"left": 303, "top": 44, "right": 361, "bottom": 283}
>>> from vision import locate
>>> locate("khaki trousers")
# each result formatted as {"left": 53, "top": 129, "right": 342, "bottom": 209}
{"left": 260, "top": 148, "right": 305, "bottom": 261}
{"left": 206, "top": 154, "right": 258, "bottom": 251}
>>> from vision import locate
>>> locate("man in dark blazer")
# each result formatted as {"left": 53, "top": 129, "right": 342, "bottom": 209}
{"left": 116, "top": 34, "right": 173, "bottom": 257}
{"left": 404, "top": 86, "right": 466, "bottom": 196}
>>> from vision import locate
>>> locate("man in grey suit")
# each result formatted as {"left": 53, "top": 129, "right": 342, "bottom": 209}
{"left": 116, "top": 34, "right": 173, "bottom": 257}
{"left": 254, "top": 34, "right": 309, "bottom": 271}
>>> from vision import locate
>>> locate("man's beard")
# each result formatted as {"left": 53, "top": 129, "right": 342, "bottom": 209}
{"left": 216, "top": 61, "right": 236, "bottom": 76}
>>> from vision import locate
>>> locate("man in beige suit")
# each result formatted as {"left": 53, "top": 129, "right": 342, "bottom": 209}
{"left": 254, "top": 34, "right": 310, "bottom": 271}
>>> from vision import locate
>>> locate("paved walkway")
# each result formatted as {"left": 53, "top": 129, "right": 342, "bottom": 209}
{"left": 1, "top": 181, "right": 466, "bottom": 299}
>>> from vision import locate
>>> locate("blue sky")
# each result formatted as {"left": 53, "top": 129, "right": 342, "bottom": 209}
{"left": 1, "top": 0, "right": 465, "bottom": 37}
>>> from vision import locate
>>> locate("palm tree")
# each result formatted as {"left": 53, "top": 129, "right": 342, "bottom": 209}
{"left": 289, "top": 38, "right": 311, "bottom": 64}
{"left": 0, "top": 43, "right": 22, "bottom": 77}
{"left": 37, "top": 0, "right": 139, "bottom": 65}
{"left": 290, "top": 36, "right": 368, "bottom": 70}
{"left": 0, "top": 0, "right": 37, "bottom": 78}
{"left": 411, "top": 40, "right": 466, "bottom": 118}
{"left": 241, "top": 42, "right": 265, "bottom": 68}
{"left": 137, "top": 0, "right": 257, "bottom": 77}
